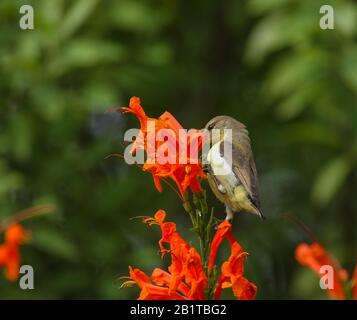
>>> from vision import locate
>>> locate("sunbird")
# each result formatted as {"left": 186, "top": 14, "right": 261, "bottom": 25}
{"left": 204, "top": 116, "right": 264, "bottom": 221}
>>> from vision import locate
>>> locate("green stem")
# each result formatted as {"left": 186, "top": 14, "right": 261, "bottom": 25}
{"left": 184, "top": 191, "right": 217, "bottom": 299}
{"left": 183, "top": 199, "right": 196, "bottom": 228}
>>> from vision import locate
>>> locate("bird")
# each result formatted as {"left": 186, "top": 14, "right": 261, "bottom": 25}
{"left": 203, "top": 115, "right": 263, "bottom": 221}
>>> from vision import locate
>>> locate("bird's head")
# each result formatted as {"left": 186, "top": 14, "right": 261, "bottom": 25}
{"left": 204, "top": 115, "right": 246, "bottom": 145}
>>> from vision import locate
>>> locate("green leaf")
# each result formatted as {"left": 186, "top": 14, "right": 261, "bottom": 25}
{"left": 265, "top": 50, "right": 326, "bottom": 98}
{"left": 9, "top": 114, "right": 34, "bottom": 161}
{"left": 32, "top": 228, "right": 78, "bottom": 261}
{"left": 275, "top": 85, "right": 315, "bottom": 120}
{"left": 245, "top": 13, "right": 290, "bottom": 65}
{"left": 48, "top": 39, "right": 126, "bottom": 77}
{"left": 287, "top": 122, "right": 341, "bottom": 147}
{"left": 111, "top": 1, "right": 167, "bottom": 34}
{"left": 312, "top": 156, "right": 352, "bottom": 206}
{"left": 62, "top": 39, "right": 126, "bottom": 68}
{"left": 340, "top": 45, "right": 357, "bottom": 93}
{"left": 245, "top": 8, "right": 316, "bottom": 65}
{"left": 248, "top": 0, "right": 293, "bottom": 15}
{"left": 59, "top": 0, "right": 99, "bottom": 41}
{"left": 138, "top": 43, "right": 172, "bottom": 66}
{"left": 335, "top": 3, "right": 357, "bottom": 38}
{"left": 0, "top": 161, "right": 23, "bottom": 199}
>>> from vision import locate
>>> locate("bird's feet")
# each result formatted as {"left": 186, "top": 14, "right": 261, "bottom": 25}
{"left": 225, "top": 206, "right": 234, "bottom": 222}
{"left": 202, "top": 164, "right": 210, "bottom": 173}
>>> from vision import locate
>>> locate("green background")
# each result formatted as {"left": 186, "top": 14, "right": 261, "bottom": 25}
{"left": 0, "top": 0, "right": 356, "bottom": 299}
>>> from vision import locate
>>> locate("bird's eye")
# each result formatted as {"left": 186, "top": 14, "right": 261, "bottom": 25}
{"left": 207, "top": 123, "right": 215, "bottom": 130}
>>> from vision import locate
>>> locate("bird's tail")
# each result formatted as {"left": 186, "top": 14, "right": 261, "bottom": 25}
{"left": 257, "top": 208, "right": 265, "bottom": 220}
{"left": 253, "top": 207, "right": 265, "bottom": 220}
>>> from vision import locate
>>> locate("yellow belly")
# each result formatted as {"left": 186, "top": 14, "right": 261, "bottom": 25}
{"left": 208, "top": 175, "right": 259, "bottom": 216}
{"left": 232, "top": 185, "right": 255, "bottom": 213}
{"left": 207, "top": 141, "right": 260, "bottom": 216}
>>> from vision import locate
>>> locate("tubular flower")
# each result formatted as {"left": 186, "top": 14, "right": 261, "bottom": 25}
{"left": 124, "top": 266, "right": 188, "bottom": 300}
{"left": 122, "top": 211, "right": 257, "bottom": 300}
{"left": 149, "top": 210, "right": 208, "bottom": 299}
{"left": 295, "top": 243, "right": 348, "bottom": 300}
{"left": 208, "top": 220, "right": 235, "bottom": 271}
{"left": 0, "top": 224, "right": 29, "bottom": 281}
{"left": 209, "top": 220, "right": 257, "bottom": 300}
{"left": 122, "top": 210, "right": 208, "bottom": 300}
{"left": 119, "top": 97, "right": 207, "bottom": 197}
{"left": 214, "top": 242, "right": 256, "bottom": 300}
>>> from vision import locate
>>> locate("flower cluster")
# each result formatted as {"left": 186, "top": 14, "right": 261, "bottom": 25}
{"left": 0, "top": 224, "right": 29, "bottom": 281}
{"left": 119, "top": 96, "right": 207, "bottom": 198}
{"left": 295, "top": 242, "right": 357, "bottom": 300}
{"left": 121, "top": 210, "right": 256, "bottom": 300}
{"left": 209, "top": 220, "right": 257, "bottom": 300}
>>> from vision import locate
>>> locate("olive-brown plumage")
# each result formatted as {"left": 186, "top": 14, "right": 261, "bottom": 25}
{"left": 204, "top": 115, "right": 263, "bottom": 221}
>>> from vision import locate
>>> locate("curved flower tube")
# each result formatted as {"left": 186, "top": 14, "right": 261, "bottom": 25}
{"left": 0, "top": 224, "right": 29, "bottom": 281}
{"left": 121, "top": 210, "right": 257, "bottom": 300}
{"left": 119, "top": 97, "right": 207, "bottom": 197}
{"left": 295, "top": 242, "right": 349, "bottom": 300}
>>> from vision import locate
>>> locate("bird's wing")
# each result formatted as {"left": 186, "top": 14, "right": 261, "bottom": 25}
{"left": 220, "top": 138, "right": 261, "bottom": 211}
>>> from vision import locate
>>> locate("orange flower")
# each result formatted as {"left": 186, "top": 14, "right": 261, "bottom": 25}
{"left": 122, "top": 212, "right": 257, "bottom": 300}
{"left": 352, "top": 264, "right": 357, "bottom": 300}
{"left": 151, "top": 268, "right": 191, "bottom": 298}
{"left": 120, "top": 97, "right": 207, "bottom": 198}
{"left": 295, "top": 242, "right": 348, "bottom": 300}
{"left": 122, "top": 210, "right": 208, "bottom": 299}
{"left": 214, "top": 242, "right": 257, "bottom": 300}
{"left": 142, "top": 210, "right": 208, "bottom": 299}
{"left": 123, "top": 266, "right": 189, "bottom": 300}
{"left": 143, "top": 209, "right": 177, "bottom": 256}
{"left": 208, "top": 220, "right": 234, "bottom": 272}
{"left": 209, "top": 220, "right": 257, "bottom": 300}
{"left": 181, "top": 248, "right": 208, "bottom": 300}
{"left": 0, "top": 224, "right": 29, "bottom": 281}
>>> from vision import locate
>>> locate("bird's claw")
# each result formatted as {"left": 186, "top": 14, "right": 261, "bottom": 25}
{"left": 202, "top": 164, "right": 210, "bottom": 173}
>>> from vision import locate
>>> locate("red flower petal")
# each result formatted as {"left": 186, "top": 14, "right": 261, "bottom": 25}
{"left": 129, "top": 266, "right": 151, "bottom": 289}
{"left": 0, "top": 224, "right": 28, "bottom": 281}
{"left": 295, "top": 242, "right": 346, "bottom": 300}
{"left": 120, "top": 97, "right": 207, "bottom": 199}
{"left": 208, "top": 220, "right": 234, "bottom": 271}
{"left": 231, "top": 276, "right": 257, "bottom": 300}
{"left": 138, "top": 284, "right": 188, "bottom": 300}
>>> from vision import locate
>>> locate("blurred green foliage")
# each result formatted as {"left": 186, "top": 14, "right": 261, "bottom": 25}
{"left": 0, "top": 0, "right": 356, "bottom": 299}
